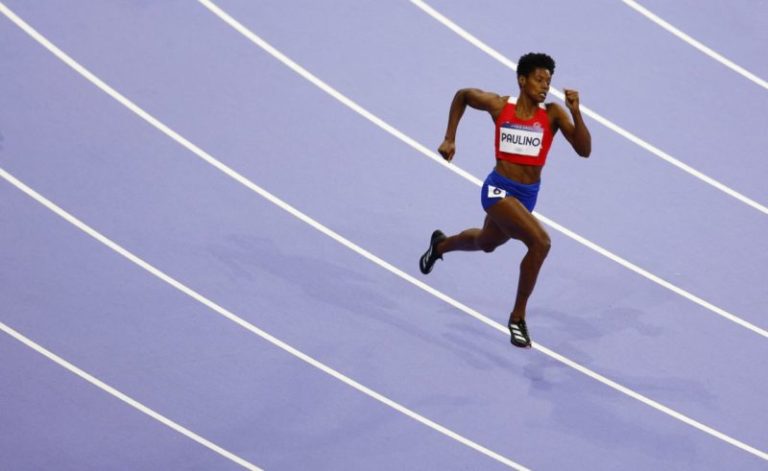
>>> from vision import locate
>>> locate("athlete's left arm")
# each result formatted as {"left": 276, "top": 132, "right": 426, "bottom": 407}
{"left": 550, "top": 89, "right": 592, "bottom": 157}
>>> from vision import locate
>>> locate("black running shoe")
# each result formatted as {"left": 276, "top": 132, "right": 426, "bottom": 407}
{"left": 508, "top": 320, "right": 531, "bottom": 348}
{"left": 419, "top": 230, "right": 446, "bottom": 274}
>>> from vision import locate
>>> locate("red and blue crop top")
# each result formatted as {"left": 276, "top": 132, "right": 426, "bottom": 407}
{"left": 494, "top": 97, "right": 554, "bottom": 166}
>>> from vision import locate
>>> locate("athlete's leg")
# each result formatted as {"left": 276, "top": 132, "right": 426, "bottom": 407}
{"left": 485, "top": 198, "right": 551, "bottom": 324}
{"left": 419, "top": 215, "right": 510, "bottom": 275}
{"left": 436, "top": 214, "right": 510, "bottom": 255}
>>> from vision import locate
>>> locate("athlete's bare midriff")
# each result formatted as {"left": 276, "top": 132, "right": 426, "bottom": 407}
{"left": 495, "top": 159, "right": 543, "bottom": 184}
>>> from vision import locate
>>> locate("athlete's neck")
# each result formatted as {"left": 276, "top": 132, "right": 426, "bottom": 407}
{"left": 514, "top": 94, "right": 539, "bottom": 120}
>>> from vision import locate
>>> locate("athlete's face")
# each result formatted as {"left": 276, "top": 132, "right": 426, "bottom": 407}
{"left": 519, "top": 68, "right": 552, "bottom": 103}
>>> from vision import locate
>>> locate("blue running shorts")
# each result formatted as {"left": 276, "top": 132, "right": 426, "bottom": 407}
{"left": 481, "top": 169, "right": 541, "bottom": 212}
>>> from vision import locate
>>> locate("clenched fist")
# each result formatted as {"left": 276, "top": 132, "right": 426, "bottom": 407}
{"left": 564, "top": 89, "right": 581, "bottom": 113}
{"left": 438, "top": 139, "right": 456, "bottom": 162}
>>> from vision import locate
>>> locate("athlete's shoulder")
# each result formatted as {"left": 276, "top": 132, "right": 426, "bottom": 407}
{"left": 545, "top": 101, "right": 569, "bottom": 122}
{"left": 462, "top": 88, "right": 505, "bottom": 110}
{"left": 472, "top": 91, "right": 508, "bottom": 117}
{"left": 545, "top": 101, "right": 565, "bottom": 113}
{"left": 484, "top": 91, "right": 509, "bottom": 108}
{"left": 495, "top": 95, "right": 516, "bottom": 111}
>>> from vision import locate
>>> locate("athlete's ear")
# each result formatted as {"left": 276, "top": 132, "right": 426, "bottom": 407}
{"left": 517, "top": 75, "right": 525, "bottom": 88}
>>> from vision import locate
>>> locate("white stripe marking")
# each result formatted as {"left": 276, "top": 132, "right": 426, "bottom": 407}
{"left": 409, "top": 0, "right": 768, "bottom": 216}
{"left": 196, "top": 0, "right": 767, "bottom": 339}
{"left": 2, "top": 1, "right": 766, "bottom": 460}
{"left": 0, "top": 322, "right": 263, "bottom": 471}
{"left": 0, "top": 167, "right": 528, "bottom": 471}
{"left": 623, "top": 0, "right": 768, "bottom": 91}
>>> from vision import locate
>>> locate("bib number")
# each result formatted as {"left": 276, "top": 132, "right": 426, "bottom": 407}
{"left": 487, "top": 185, "right": 506, "bottom": 199}
{"left": 499, "top": 125, "right": 543, "bottom": 157}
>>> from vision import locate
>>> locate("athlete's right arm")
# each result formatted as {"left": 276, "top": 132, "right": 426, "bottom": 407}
{"left": 438, "top": 88, "right": 503, "bottom": 162}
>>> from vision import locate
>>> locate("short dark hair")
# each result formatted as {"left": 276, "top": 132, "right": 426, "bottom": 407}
{"left": 517, "top": 52, "right": 555, "bottom": 78}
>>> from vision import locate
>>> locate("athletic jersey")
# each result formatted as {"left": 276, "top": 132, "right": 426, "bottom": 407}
{"left": 494, "top": 97, "right": 554, "bottom": 166}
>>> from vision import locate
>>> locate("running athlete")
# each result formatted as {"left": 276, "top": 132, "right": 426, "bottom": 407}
{"left": 419, "top": 53, "right": 592, "bottom": 348}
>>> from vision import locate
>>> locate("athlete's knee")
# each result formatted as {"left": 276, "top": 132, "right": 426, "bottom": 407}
{"left": 479, "top": 240, "right": 498, "bottom": 253}
{"left": 527, "top": 232, "right": 551, "bottom": 258}
{"left": 476, "top": 234, "right": 503, "bottom": 253}
{"left": 480, "top": 244, "right": 498, "bottom": 253}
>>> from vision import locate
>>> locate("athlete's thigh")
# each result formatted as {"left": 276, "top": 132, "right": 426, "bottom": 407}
{"left": 485, "top": 197, "right": 547, "bottom": 244}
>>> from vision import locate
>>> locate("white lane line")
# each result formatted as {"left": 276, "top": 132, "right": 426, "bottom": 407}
{"left": 0, "top": 168, "right": 528, "bottom": 471}
{"left": 197, "top": 0, "right": 766, "bottom": 340}
{"left": 2, "top": 2, "right": 766, "bottom": 461}
{"left": 623, "top": 0, "right": 768, "bottom": 91}
{"left": 409, "top": 0, "right": 768, "bottom": 216}
{"left": 0, "top": 321, "right": 263, "bottom": 471}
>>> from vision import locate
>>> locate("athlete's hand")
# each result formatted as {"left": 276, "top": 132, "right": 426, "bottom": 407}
{"left": 438, "top": 139, "right": 456, "bottom": 162}
{"left": 564, "top": 89, "right": 581, "bottom": 114}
